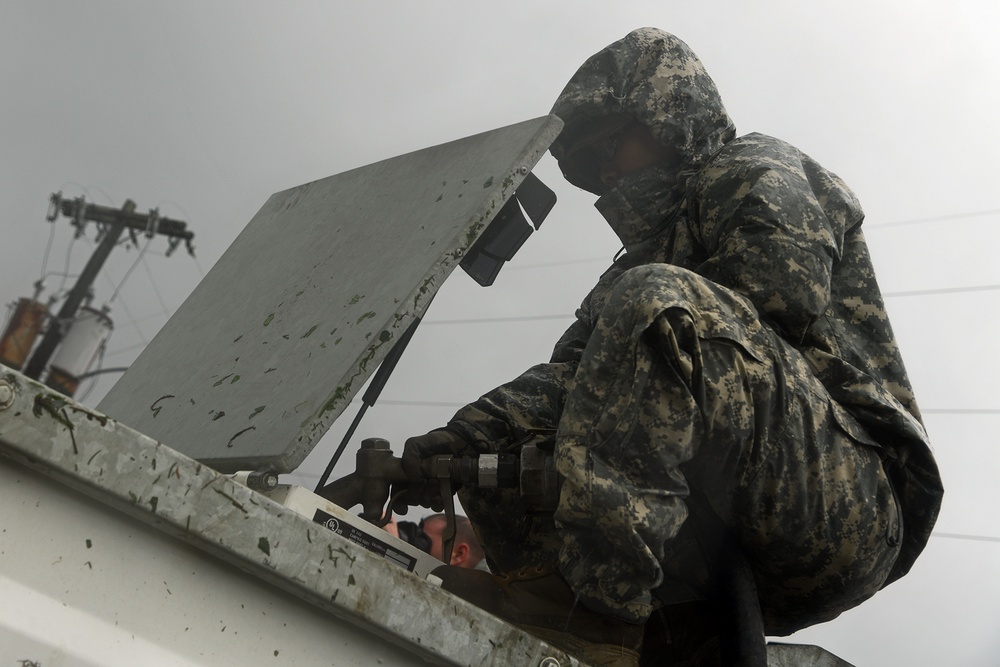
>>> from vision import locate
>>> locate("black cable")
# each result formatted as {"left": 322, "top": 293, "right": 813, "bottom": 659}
{"left": 314, "top": 318, "right": 422, "bottom": 492}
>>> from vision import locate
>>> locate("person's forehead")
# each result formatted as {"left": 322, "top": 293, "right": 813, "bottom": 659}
{"left": 421, "top": 517, "right": 445, "bottom": 532}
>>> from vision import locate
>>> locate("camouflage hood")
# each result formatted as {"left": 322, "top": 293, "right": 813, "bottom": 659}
{"left": 551, "top": 28, "right": 735, "bottom": 180}
{"left": 550, "top": 28, "right": 736, "bottom": 248}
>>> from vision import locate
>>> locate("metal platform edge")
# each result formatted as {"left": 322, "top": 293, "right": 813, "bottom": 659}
{"left": 0, "top": 366, "right": 582, "bottom": 667}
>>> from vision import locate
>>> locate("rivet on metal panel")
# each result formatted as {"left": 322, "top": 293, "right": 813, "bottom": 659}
{"left": 519, "top": 166, "right": 529, "bottom": 175}
{"left": 538, "top": 658, "right": 562, "bottom": 667}
{"left": 0, "top": 380, "right": 14, "bottom": 410}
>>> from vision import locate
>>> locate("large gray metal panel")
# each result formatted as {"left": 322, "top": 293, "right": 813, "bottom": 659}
{"left": 98, "top": 115, "right": 563, "bottom": 473}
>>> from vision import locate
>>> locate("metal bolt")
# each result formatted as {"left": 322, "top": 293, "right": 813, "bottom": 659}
{"left": 0, "top": 380, "right": 14, "bottom": 410}
{"left": 538, "top": 658, "right": 561, "bottom": 667}
{"left": 361, "top": 437, "right": 391, "bottom": 451}
{"left": 246, "top": 469, "right": 279, "bottom": 492}
{"left": 478, "top": 453, "right": 499, "bottom": 488}
{"left": 519, "top": 166, "right": 529, "bottom": 175}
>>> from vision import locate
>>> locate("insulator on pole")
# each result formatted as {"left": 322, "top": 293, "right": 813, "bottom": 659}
{"left": 46, "top": 192, "right": 62, "bottom": 223}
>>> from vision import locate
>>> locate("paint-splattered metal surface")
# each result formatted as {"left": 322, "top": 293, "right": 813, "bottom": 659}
{"left": 96, "top": 116, "right": 562, "bottom": 473}
{"left": 0, "top": 367, "right": 581, "bottom": 666}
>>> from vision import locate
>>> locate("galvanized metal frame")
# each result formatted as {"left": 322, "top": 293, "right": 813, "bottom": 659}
{"left": 0, "top": 367, "right": 581, "bottom": 666}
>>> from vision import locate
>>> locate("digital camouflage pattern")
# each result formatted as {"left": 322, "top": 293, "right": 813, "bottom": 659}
{"left": 446, "top": 28, "right": 942, "bottom": 634}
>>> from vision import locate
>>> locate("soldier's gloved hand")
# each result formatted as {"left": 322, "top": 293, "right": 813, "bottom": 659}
{"left": 392, "top": 428, "right": 469, "bottom": 514}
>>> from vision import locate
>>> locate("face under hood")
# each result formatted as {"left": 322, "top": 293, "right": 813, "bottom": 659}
{"left": 550, "top": 28, "right": 736, "bottom": 196}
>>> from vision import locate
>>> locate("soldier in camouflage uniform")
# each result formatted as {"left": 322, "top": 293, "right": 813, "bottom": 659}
{"left": 401, "top": 28, "right": 943, "bottom": 663}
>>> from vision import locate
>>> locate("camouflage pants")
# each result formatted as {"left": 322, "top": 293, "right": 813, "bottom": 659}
{"left": 463, "top": 264, "right": 901, "bottom": 634}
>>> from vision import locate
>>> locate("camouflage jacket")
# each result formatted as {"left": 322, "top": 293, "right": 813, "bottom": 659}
{"left": 449, "top": 28, "right": 941, "bottom": 584}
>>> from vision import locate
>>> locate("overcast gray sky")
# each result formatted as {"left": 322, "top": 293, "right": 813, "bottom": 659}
{"left": 2, "top": 1, "right": 998, "bottom": 664}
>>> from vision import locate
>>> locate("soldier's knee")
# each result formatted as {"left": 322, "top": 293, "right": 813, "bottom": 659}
{"left": 604, "top": 264, "right": 711, "bottom": 325}
{"left": 616, "top": 264, "right": 693, "bottom": 289}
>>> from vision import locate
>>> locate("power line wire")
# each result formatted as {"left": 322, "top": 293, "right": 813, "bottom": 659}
{"left": 109, "top": 235, "right": 153, "bottom": 304}
{"left": 507, "top": 256, "right": 614, "bottom": 271}
{"left": 38, "top": 214, "right": 57, "bottom": 284}
{"left": 506, "top": 208, "right": 1000, "bottom": 272}
{"left": 57, "top": 233, "right": 84, "bottom": 294}
{"left": 192, "top": 253, "right": 207, "bottom": 278}
{"left": 422, "top": 279, "right": 1000, "bottom": 325}
{"left": 101, "top": 272, "right": 148, "bottom": 346}
{"left": 103, "top": 339, "right": 151, "bottom": 358}
{"left": 883, "top": 284, "right": 1000, "bottom": 298}
{"left": 866, "top": 208, "right": 1000, "bottom": 229}
{"left": 424, "top": 314, "right": 574, "bottom": 326}
{"left": 373, "top": 399, "right": 466, "bottom": 408}
{"left": 141, "top": 254, "right": 172, "bottom": 317}
{"left": 933, "top": 532, "right": 1000, "bottom": 544}
{"left": 365, "top": 400, "right": 1000, "bottom": 417}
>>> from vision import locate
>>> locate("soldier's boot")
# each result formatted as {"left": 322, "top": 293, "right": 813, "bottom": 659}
{"left": 431, "top": 564, "right": 643, "bottom": 666}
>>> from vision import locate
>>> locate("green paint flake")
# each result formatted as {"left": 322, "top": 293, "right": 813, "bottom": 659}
{"left": 378, "top": 330, "right": 391, "bottom": 343}
{"left": 301, "top": 325, "right": 318, "bottom": 339}
{"left": 348, "top": 294, "right": 364, "bottom": 305}
{"left": 325, "top": 544, "right": 356, "bottom": 567}
{"left": 32, "top": 394, "right": 74, "bottom": 429}
{"left": 211, "top": 411, "right": 226, "bottom": 421}
{"left": 356, "top": 311, "right": 376, "bottom": 324}
{"left": 149, "top": 496, "right": 159, "bottom": 513}
{"left": 435, "top": 194, "right": 443, "bottom": 202}
{"left": 482, "top": 176, "right": 494, "bottom": 188}
{"left": 86, "top": 539, "right": 92, "bottom": 549}
{"left": 233, "top": 335, "right": 243, "bottom": 343}
{"left": 334, "top": 337, "right": 343, "bottom": 345}
{"left": 264, "top": 367, "right": 276, "bottom": 373}
{"left": 230, "top": 374, "right": 240, "bottom": 384}
{"left": 263, "top": 313, "right": 274, "bottom": 326}
{"left": 258, "top": 537, "right": 271, "bottom": 556}
{"left": 348, "top": 574, "right": 356, "bottom": 586}
{"left": 324, "top": 384, "right": 351, "bottom": 414}
{"left": 249, "top": 406, "right": 265, "bottom": 420}
{"left": 333, "top": 546, "right": 356, "bottom": 565}
{"left": 213, "top": 374, "right": 233, "bottom": 387}
{"left": 465, "top": 221, "right": 485, "bottom": 245}
{"left": 211, "top": 487, "right": 248, "bottom": 514}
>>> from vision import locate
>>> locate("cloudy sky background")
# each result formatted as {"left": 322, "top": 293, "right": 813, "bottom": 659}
{"left": 2, "top": 2, "right": 998, "bottom": 664}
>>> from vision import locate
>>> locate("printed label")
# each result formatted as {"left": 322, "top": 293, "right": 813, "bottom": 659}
{"left": 312, "top": 508, "right": 417, "bottom": 571}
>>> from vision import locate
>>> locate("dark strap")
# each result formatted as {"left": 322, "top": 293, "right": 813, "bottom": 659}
{"left": 685, "top": 487, "right": 767, "bottom": 667}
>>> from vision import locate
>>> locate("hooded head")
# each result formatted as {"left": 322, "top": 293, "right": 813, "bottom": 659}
{"left": 550, "top": 28, "right": 736, "bottom": 248}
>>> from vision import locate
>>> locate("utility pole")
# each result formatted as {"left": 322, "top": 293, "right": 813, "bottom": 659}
{"left": 21, "top": 194, "right": 194, "bottom": 382}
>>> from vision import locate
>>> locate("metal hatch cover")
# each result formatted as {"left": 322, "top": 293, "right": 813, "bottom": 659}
{"left": 98, "top": 115, "right": 563, "bottom": 473}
